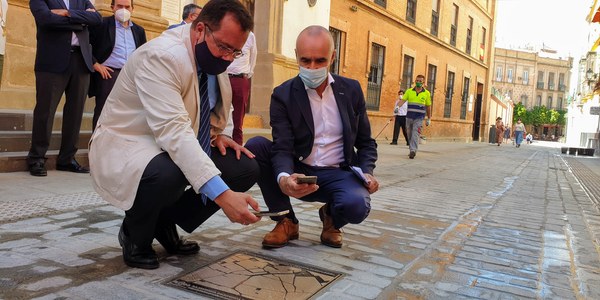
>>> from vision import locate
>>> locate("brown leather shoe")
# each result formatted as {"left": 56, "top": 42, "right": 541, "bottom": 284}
{"left": 319, "top": 205, "right": 342, "bottom": 248}
{"left": 262, "top": 218, "right": 299, "bottom": 248}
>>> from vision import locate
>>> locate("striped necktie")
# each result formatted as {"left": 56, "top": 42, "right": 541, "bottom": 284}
{"left": 198, "top": 72, "right": 211, "bottom": 157}
{"left": 198, "top": 72, "right": 211, "bottom": 204}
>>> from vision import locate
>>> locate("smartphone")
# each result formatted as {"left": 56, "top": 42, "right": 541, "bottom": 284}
{"left": 296, "top": 175, "right": 317, "bottom": 184}
{"left": 253, "top": 209, "right": 290, "bottom": 217}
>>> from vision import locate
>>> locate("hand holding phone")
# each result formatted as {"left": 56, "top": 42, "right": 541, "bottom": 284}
{"left": 252, "top": 209, "right": 290, "bottom": 217}
{"left": 296, "top": 175, "right": 317, "bottom": 184}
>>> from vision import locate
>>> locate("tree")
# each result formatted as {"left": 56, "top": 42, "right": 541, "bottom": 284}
{"left": 513, "top": 102, "right": 527, "bottom": 124}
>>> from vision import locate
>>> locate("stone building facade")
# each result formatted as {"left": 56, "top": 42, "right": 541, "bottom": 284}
{"left": 492, "top": 47, "right": 573, "bottom": 111}
{"left": 328, "top": 0, "right": 498, "bottom": 142}
{"left": 0, "top": 0, "right": 499, "bottom": 143}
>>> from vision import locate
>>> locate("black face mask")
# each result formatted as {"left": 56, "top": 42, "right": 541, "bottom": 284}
{"left": 194, "top": 40, "right": 231, "bottom": 75}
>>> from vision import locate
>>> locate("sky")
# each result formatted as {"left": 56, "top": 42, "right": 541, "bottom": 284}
{"left": 494, "top": 0, "right": 592, "bottom": 93}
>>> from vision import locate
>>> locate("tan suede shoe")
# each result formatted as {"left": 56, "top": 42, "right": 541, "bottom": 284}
{"left": 262, "top": 218, "right": 299, "bottom": 248}
{"left": 319, "top": 205, "right": 343, "bottom": 248}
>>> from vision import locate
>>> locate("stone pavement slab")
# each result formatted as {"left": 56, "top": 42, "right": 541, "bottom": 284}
{"left": 1, "top": 141, "right": 600, "bottom": 299}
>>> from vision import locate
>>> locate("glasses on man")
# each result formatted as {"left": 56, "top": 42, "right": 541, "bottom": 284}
{"left": 205, "top": 25, "right": 244, "bottom": 59}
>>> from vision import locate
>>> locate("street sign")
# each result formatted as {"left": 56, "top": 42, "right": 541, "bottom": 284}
{"left": 591, "top": 106, "right": 600, "bottom": 115}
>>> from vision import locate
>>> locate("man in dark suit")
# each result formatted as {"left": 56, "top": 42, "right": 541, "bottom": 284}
{"left": 167, "top": 3, "right": 201, "bottom": 29}
{"left": 28, "top": 0, "right": 102, "bottom": 176}
{"left": 89, "top": 0, "right": 146, "bottom": 130}
{"left": 245, "top": 25, "right": 379, "bottom": 249}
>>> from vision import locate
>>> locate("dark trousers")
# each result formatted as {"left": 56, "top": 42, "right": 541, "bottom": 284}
{"left": 391, "top": 115, "right": 408, "bottom": 145}
{"left": 28, "top": 51, "right": 89, "bottom": 165}
{"left": 229, "top": 76, "right": 250, "bottom": 145}
{"left": 123, "top": 148, "right": 259, "bottom": 248}
{"left": 92, "top": 68, "right": 121, "bottom": 130}
{"left": 245, "top": 136, "right": 371, "bottom": 229}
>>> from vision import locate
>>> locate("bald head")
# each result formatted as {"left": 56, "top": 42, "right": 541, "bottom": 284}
{"left": 295, "top": 25, "right": 335, "bottom": 70}
{"left": 296, "top": 25, "right": 334, "bottom": 55}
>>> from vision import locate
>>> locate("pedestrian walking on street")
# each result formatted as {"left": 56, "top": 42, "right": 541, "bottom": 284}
{"left": 390, "top": 89, "right": 408, "bottom": 146}
{"left": 504, "top": 125, "right": 511, "bottom": 144}
{"left": 495, "top": 117, "right": 505, "bottom": 146}
{"left": 513, "top": 118, "right": 526, "bottom": 148}
{"left": 397, "top": 75, "right": 432, "bottom": 159}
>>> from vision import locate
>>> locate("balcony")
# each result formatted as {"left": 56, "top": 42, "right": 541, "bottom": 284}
{"left": 559, "top": 84, "right": 566, "bottom": 92}
{"left": 537, "top": 82, "right": 544, "bottom": 89}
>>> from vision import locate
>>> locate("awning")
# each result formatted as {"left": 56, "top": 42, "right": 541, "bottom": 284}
{"left": 592, "top": 36, "right": 600, "bottom": 51}
{"left": 589, "top": 0, "right": 600, "bottom": 22}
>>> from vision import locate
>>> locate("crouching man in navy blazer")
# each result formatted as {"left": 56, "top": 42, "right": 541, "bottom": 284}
{"left": 245, "top": 25, "right": 379, "bottom": 249}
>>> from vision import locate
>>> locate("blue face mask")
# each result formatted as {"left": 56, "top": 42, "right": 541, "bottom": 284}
{"left": 299, "top": 66, "right": 328, "bottom": 88}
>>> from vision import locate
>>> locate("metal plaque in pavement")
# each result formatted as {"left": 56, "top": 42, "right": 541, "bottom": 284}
{"left": 166, "top": 251, "right": 342, "bottom": 300}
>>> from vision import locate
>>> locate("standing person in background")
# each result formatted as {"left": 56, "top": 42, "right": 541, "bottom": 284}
{"left": 0, "top": 0, "right": 7, "bottom": 82}
{"left": 397, "top": 75, "right": 431, "bottom": 159}
{"left": 89, "top": 0, "right": 147, "bottom": 130}
{"left": 390, "top": 89, "right": 408, "bottom": 146}
{"left": 495, "top": 117, "right": 505, "bottom": 146}
{"left": 28, "top": 0, "right": 102, "bottom": 176}
{"left": 167, "top": 3, "right": 201, "bottom": 29}
{"left": 503, "top": 124, "right": 511, "bottom": 144}
{"left": 513, "top": 118, "right": 526, "bottom": 148}
{"left": 226, "top": 31, "right": 257, "bottom": 145}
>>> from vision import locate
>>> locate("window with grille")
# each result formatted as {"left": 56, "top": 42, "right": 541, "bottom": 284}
{"left": 495, "top": 66, "right": 503, "bottom": 82}
{"left": 366, "top": 43, "right": 385, "bottom": 110}
{"left": 450, "top": 4, "right": 458, "bottom": 46}
{"left": 407, "top": 0, "right": 417, "bottom": 23}
{"left": 431, "top": 0, "right": 440, "bottom": 36}
{"left": 520, "top": 95, "right": 528, "bottom": 107}
{"left": 547, "top": 96, "right": 552, "bottom": 108}
{"left": 523, "top": 70, "right": 529, "bottom": 84}
{"left": 444, "top": 71, "right": 455, "bottom": 118}
{"left": 427, "top": 64, "right": 437, "bottom": 112}
{"left": 480, "top": 27, "right": 486, "bottom": 61}
{"left": 329, "top": 27, "right": 343, "bottom": 75}
{"left": 558, "top": 73, "right": 565, "bottom": 91}
{"left": 374, "top": 0, "right": 386, "bottom": 8}
{"left": 507, "top": 68, "right": 513, "bottom": 83}
{"left": 548, "top": 72, "right": 555, "bottom": 90}
{"left": 466, "top": 17, "right": 473, "bottom": 55}
{"left": 460, "top": 77, "right": 470, "bottom": 119}
{"left": 558, "top": 97, "right": 563, "bottom": 109}
{"left": 536, "top": 95, "right": 542, "bottom": 106}
{"left": 402, "top": 55, "right": 415, "bottom": 91}
{"left": 537, "top": 71, "right": 544, "bottom": 89}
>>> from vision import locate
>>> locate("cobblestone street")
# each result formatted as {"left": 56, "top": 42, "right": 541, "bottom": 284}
{"left": 2, "top": 141, "right": 600, "bottom": 299}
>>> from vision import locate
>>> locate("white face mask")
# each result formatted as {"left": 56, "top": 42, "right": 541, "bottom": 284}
{"left": 115, "top": 8, "right": 131, "bottom": 23}
{"left": 298, "top": 66, "right": 328, "bottom": 89}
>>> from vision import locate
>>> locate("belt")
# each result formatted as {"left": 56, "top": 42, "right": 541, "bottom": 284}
{"left": 70, "top": 46, "right": 80, "bottom": 53}
{"left": 228, "top": 73, "right": 246, "bottom": 78}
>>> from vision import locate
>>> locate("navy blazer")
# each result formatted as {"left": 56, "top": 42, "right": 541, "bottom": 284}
{"left": 88, "top": 15, "right": 146, "bottom": 97}
{"left": 30, "top": 0, "right": 102, "bottom": 73}
{"left": 270, "top": 75, "right": 378, "bottom": 177}
{"left": 90, "top": 15, "right": 147, "bottom": 65}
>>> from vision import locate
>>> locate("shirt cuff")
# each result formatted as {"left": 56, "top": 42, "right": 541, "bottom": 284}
{"left": 199, "top": 176, "right": 229, "bottom": 201}
{"left": 276, "top": 172, "right": 290, "bottom": 185}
